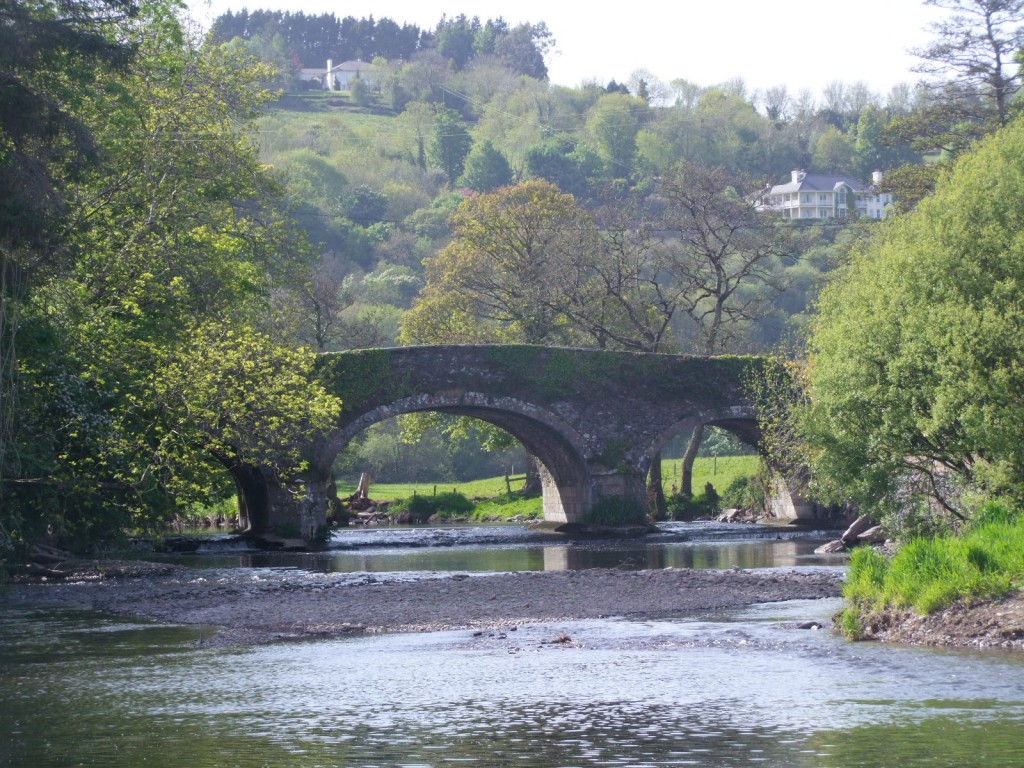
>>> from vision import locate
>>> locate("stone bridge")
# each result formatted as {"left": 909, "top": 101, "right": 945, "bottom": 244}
{"left": 237, "top": 345, "right": 803, "bottom": 539}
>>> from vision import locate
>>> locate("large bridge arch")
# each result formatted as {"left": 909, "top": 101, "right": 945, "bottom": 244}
{"left": 320, "top": 391, "right": 597, "bottom": 523}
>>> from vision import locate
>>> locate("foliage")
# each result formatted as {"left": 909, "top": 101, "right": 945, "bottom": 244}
{"left": 581, "top": 496, "right": 650, "bottom": 527}
{"left": 1, "top": 4, "right": 338, "bottom": 549}
{"left": 429, "top": 107, "right": 473, "bottom": 182}
{"left": 796, "top": 117, "right": 1024, "bottom": 522}
{"left": 401, "top": 181, "right": 594, "bottom": 345}
{"left": 391, "top": 490, "right": 474, "bottom": 522}
{"left": 0, "top": 0, "right": 138, "bottom": 245}
{"left": 719, "top": 473, "right": 769, "bottom": 512}
{"left": 666, "top": 487, "right": 720, "bottom": 520}
{"left": 457, "top": 139, "right": 513, "bottom": 192}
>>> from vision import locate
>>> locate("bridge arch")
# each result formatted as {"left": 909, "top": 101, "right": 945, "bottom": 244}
{"left": 639, "top": 406, "right": 761, "bottom": 480}
{"left": 322, "top": 391, "right": 595, "bottom": 522}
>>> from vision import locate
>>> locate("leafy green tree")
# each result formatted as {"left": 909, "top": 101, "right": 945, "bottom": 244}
{"left": 429, "top": 107, "right": 473, "bottom": 182}
{"left": 854, "top": 106, "right": 918, "bottom": 177}
{"left": 401, "top": 180, "right": 593, "bottom": 345}
{"left": 457, "top": 139, "right": 513, "bottom": 191}
{"left": 0, "top": 0, "right": 138, "bottom": 492}
{"left": 586, "top": 93, "right": 647, "bottom": 179}
{"left": 3, "top": 5, "right": 337, "bottom": 548}
{"left": 796, "top": 116, "right": 1024, "bottom": 523}
{"left": 811, "top": 126, "right": 857, "bottom": 174}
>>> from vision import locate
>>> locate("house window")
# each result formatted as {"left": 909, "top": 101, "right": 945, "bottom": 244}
{"left": 837, "top": 189, "right": 847, "bottom": 205}
{"left": 818, "top": 193, "right": 828, "bottom": 202}
{"left": 802, "top": 193, "right": 811, "bottom": 203}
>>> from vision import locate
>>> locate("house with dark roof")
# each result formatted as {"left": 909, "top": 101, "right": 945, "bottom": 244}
{"left": 297, "top": 59, "right": 376, "bottom": 91}
{"left": 761, "top": 170, "right": 893, "bottom": 220}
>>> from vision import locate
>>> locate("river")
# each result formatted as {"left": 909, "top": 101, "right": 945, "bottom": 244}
{"left": 2, "top": 522, "right": 1024, "bottom": 767}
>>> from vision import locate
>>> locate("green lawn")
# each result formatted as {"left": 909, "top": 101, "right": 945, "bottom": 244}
{"left": 338, "top": 455, "right": 762, "bottom": 510}
{"left": 336, "top": 474, "right": 526, "bottom": 501}
{"left": 659, "top": 454, "right": 761, "bottom": 497}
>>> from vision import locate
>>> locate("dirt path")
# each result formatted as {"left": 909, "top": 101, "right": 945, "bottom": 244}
{"left": 3, "top": 562, "right": 843, "bottom": 646}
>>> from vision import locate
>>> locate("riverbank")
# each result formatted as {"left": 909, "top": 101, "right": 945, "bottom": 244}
{"left": 849, "top": 591, "right": 1024, "bottom": 650}
{"left": 2, "top": 561, "right": 842, "bottom": 647}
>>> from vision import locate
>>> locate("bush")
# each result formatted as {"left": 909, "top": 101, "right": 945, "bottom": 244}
{"left": 666, "top": 485, "right": 719, "bottom": 520}
{"left": 581, "top": 497, "right": 649, "bottom": 527}
{"left": 393, "top": 491, "right": 474, "bottom": 523}
{"left": 719, "top": 474, "right": 766, "bottom": 512}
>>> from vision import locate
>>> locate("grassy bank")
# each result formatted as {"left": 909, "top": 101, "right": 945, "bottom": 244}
{"left": 839, "top": 508, "right": 1024, "bottom": 637}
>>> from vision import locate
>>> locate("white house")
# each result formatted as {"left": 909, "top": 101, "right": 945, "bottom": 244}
{"left": 296, "top": 59, "right": 376, "bottom": 90}
{"left": 325, "top": 59, "right": 374, "bottom": 91}
{"left": 761, "top": 170, "right": 893, "bottom": 220}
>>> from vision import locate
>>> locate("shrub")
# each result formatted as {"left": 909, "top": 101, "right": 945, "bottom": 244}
{"left": 719, "top": 474, "right": 766, "bottom": 512}
{"left": 393, "top": 491, "right": 474, "bottom": 523}
{"left": 666, "top": 485, "right": 719, "bottom": 520}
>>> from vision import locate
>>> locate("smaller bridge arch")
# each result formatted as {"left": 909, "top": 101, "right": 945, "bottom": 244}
{"left": 244, "top": 345, "right": 777, "bottom": 539}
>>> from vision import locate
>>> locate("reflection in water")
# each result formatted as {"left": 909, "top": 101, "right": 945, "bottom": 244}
{"left": 3, "top": 601, "right": 1024, "bottom": 767}
{"left": 154, "top": 537, "right": 837, "bottom": 574}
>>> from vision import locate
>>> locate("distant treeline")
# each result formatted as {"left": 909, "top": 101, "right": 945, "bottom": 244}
{"left": 209, "top": 10, "right": 551, "bottom": 78}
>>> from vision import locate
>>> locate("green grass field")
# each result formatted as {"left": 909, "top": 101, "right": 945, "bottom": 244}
{"left": 336, "top": 455, "right": 762, "bottom": 521}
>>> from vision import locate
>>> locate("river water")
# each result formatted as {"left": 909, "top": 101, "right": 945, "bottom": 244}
{"left": 3, "top": 522, "right": 1024, "bottom": 767}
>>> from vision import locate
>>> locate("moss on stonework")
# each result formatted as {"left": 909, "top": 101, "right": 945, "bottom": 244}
{"left": 315, "top": 348, "right": 398, "bottom": 411}
{"left": 317, "top": 345, "right": 767, "bottom": 417}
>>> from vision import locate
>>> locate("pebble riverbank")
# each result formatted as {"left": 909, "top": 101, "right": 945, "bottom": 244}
{"left": 2, "top": 561, "right": 843, "bottom": 647}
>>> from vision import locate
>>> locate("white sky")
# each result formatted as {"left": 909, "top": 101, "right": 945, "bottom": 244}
{"left": 188, "top": 0, "right": 945, "bottom": 99}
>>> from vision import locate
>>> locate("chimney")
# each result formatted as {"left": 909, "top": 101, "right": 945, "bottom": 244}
{"left": 872, "top": 169, "right": 883, "bottom": 186}
{"left": 326, "top": 59, "right": 333, "bottom": 90}
{"left": 791, "top": 169, "right": 805, "bottom": 184}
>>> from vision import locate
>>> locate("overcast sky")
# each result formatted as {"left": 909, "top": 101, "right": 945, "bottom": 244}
{"left": 189, "top": 0, "right": 945, "bottom": 99}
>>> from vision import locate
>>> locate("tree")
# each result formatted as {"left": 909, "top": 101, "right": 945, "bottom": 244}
{"left": 658, "top": 162, "right": 791, "bottom": 495}
{"left": 0, "top": 0, "right": 138, "bottom": 490}
{"left": 2, "top": 5, "right": 335, "bottom": 548}
{"left": 796, "top": 117, "right": 1024, "bottom": 525}
{"left": 913, "top": 0, "right": 1024, "bottom": 128}
{"left": 658, "top": 162, "right": 790, "bottom": 356}
{"left": 401, "top": 180, "right": 593, "bottom": 345}
{"left": 457, "top": 139, "right": 513, "bottom": 191}
{"left": 586, "top": 93, "right": 647, "bottom": 179}
{"left": 494, "top": 22, "right": 553, "bottom": 79}
{"left": 429, "top": 107, "right": 473, "bottom": 182}
{"left": 812, "top": 127, "right": 857, "bottom": 174}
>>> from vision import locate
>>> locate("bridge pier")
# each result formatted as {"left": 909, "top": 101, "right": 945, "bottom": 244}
{"left": 258, "top": 475, "right": 329, "bottom": 540}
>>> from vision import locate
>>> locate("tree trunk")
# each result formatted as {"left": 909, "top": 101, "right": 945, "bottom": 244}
{"left": 229, "top": 464, "right": 270, "bottom": 535}
{"left": 518, "top": 455, "right": 543, "bottom": 497}
{"left": 680, "top": 423, "right": 705, "bottom": 498}
{"left": 647, "top": 450, "right": 667, "bottom": 519}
